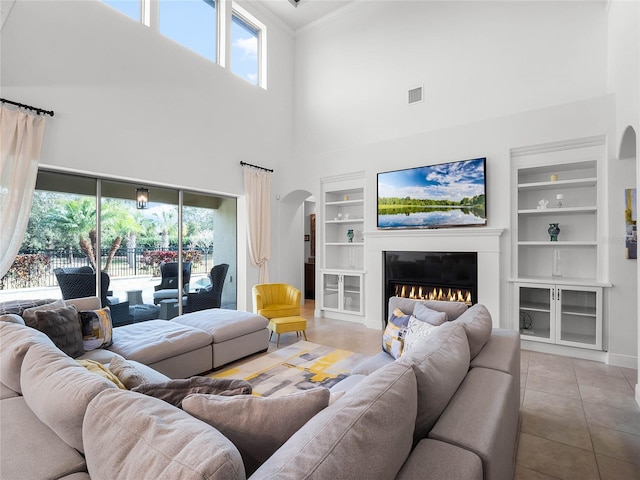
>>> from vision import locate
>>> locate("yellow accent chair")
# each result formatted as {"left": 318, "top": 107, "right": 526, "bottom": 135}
{"left": 252, "top": 283, "right": 301, "bottom": 319}
{"left": 253, "top": 283, "right": 306, "bottom": 348}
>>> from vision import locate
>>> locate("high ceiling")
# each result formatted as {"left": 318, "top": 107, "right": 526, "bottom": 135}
{"left": 257, "top": 0, "right": 355, "bottom": 31}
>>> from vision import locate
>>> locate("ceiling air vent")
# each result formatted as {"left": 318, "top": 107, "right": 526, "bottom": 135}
{"left": 408, "top": 86, "right": 423, "bottom": 105}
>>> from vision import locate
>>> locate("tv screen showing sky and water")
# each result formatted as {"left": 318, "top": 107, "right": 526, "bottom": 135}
{"left": 377, "top": 158, "right": 487, "bottom": 229}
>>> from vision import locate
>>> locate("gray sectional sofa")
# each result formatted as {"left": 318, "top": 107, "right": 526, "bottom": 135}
{"left": 0, "top": 295, "right": 520, "bottom": 480}
{"left": 0, "top": 296, "right": 269, "bottom": 377}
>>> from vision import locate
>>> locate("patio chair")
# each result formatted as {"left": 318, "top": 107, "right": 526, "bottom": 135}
{"left": 152, "top": 261, "right": 192, "bottom": 305}
{"left": 53, "top": 267, "right": 131, "bottom": 326}
{"left": 185, "top": 263, "right": 229, "bottom": 313}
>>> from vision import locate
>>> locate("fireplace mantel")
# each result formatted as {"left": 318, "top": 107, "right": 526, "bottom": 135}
{"left": 364, "top": 228, "right": 505, "bottom": 330}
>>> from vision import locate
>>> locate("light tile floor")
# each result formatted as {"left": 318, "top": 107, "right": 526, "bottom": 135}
{"left": 232, "top": 301, "right": 640, "bottom": 479}
{"left": 517, "top": 350, "right": 640, "bottom": 479}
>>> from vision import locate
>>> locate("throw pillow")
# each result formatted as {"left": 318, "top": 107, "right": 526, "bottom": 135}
{"left": 182, "top": 387, "right": 331, "bottom": 476}
{"left": 22, "top": 299, "right": 66, "bottom": 328}
{"left": 382, "top": 307, "right": 411, "bottom": 359}
{"left": 451, "top": 303, "right": 493, "bottom": 359}
{"left": 34, "top": 305, "right": 84, "bottom": 358}
{"left": 77, "top": 359, "right": 126, "bottom": 389}
{"left": 413, "top": 303, "right": 448, "bottom": 326}
{"left": 79, "top": 307, "right": 113, "bottom": 350}
{"left": 131, "top": 376, "right": 252, "bottom": 408}
{"left": 403, "top": 315, "right": 438, "bottom": 354}
{"left": 108, "top": 356, "right": 149, "bottom": 389}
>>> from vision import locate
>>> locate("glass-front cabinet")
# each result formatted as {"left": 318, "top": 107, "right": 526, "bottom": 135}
{"left": 321, "top": 271, "right": 363, "bottom": 316}
{"left": 516, "top": 283, "right": 602, "bottom": 350}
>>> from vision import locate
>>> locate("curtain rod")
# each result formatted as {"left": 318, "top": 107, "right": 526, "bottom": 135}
{"left": 240, "top": 161, "right": 274, "bottom": 173}
{"left": 1, "top": 98, "right": 54, "bottom": 117}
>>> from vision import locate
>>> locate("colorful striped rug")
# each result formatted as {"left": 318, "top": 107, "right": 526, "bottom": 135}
{"left": 210, "top": 341, "right": 368, "bottom": 397}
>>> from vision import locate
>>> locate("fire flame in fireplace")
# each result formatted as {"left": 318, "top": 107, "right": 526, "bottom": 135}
{"left": 394, "top": 284, "right": 472, "bottom": 305}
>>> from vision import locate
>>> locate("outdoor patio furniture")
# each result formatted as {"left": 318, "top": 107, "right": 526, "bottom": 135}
{"left": 153, "top": 262, "right": 192, "bottom": 305}
{"left": 54, "top": 267, "right": 131, "bottom": 327}
{"left": 184, "top": 264, "right": 229, "bottom": 313}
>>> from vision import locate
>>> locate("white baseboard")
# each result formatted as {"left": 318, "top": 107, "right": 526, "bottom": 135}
{"left": 607, "top": 353, "right": 638, "bottom": 369}
{"left": 521, "top": 340, "right": 608, "bottom": 363}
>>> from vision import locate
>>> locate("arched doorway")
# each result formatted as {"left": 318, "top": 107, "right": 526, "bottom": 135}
{"left": 279, "top": 190, "right": 316, "bottom": 303}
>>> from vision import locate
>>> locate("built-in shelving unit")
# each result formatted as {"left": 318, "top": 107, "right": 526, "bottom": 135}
{"left": 510, "top": 136, "right": 609, "bottom": 353}
{"left": 319, "top": 172, "right": 366, "bottom": 321}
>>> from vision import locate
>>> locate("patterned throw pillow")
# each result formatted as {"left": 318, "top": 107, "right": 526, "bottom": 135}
{"left": 79, "top": 308, "right": 113, "bottom": 351}
{"left": 403, "top": 315, "right": 438, "bottom": 354}
{"left": 382, "top": 307, "right": 411, "bottom": 359}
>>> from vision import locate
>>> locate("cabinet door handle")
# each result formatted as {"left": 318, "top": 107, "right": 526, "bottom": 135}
{"left": 551, "top": 289, "right": 555, "bottom": 301}
{"left": 557, "top": 289, "right": 560, "bottom": 301}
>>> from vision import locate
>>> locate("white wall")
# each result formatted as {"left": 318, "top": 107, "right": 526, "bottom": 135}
{"left": 606, "top": 0, "right": 640, "bottom": 390}
{"left": 1, "top": 0, "right": 294, "bottom": 309}
{"left": 280, "top": 1, "right": 634, "bottom": 364}
{"left": 291, "top": 0, "right": 608, "bottom": 159}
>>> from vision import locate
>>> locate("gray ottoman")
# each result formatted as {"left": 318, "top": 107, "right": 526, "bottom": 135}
{"left": 172, "top": 309, "right": 269, "bottom": 368}
{"left": 108, "top": 320, "right": 212, "bottom": 378}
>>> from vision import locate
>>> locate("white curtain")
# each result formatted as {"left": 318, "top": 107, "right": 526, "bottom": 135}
{"left": 243, "top": 166, "right": 271, "bottom": 283}
{"left": 0, "top": 107, "right": 47, "bottom": 278}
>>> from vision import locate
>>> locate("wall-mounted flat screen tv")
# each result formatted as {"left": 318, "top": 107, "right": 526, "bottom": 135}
{"left": 377, "top": 157, "right": 487, "bottom": 229}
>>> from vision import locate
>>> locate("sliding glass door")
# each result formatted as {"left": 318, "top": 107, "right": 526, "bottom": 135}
{"left": 0, "top": 170, "right": 237, "bottom": 319}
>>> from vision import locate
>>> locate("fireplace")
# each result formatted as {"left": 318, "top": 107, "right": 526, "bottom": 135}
{"left": 384, "top": 251, "right": 478, "bottom": 321}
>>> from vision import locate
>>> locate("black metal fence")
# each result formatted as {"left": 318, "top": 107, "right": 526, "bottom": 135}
{"left": 0, "top": 247, "right": 214, "bottom": 290}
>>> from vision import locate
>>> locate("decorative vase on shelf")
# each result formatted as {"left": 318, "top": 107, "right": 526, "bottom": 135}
{"left": 548, "top": 223, "right": 560, "bottom": 242}
{"left": 347, "top": 229, "right": 354, "bottom": 243}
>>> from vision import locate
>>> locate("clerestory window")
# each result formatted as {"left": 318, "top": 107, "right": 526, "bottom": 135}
{"left": 101, "top": 0, "right": 266, "bottom": 89}
{"left": 159, "top": 0, "right": 217, "bottom": 63}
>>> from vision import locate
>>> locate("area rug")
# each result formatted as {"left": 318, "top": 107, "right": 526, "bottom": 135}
{"left": 210, "top": 341, "right": 369, "bottom": 397}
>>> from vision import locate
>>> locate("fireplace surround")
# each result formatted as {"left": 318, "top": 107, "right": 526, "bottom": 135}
{"left": 364, "top": 228, "right": 504, "bottom": 330}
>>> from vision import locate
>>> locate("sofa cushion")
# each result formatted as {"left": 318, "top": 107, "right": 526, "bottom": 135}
{"left": 131, "top": 376, "right": 252, "bottom": 407}
{"left": 21, "top": 299, "right": 66, "bottom": 328}
{"left": 251, "top": 361, "right": 417, "bottom": 480}
{"left": 451, "top": 303, "right": 493, "bottom": 359}
{"left": 381, "top": 307, "right": 411, "bottom": 358}
{"left": 398, "top": 322, "right": 470, "bottom": 442}
{"left": 1, "top": 397, "right": 87, "bottom": 480}
{"left": 413, "top": 303, "right": 448, "bottom": 325}
{"left": 0, "top": 321, "right": 56, "bottom": 393}
{"left": 173, "top": 308, "right": 269, "bottom": 344}
{"left": 0, "top": 313, "right": 25, "bottom": 324}
{"left": 428, "top": 367, "right": 519, "bottom": 480}
{"left": 107, "top": 356, "right": 165, "bottom": 389}
{"left": 470, "top": 329, "right": 521, "bottom": 380}
{"left": 107, "top": 320, "right": 212, "bottom": 364}
{"left": 20, "top": 342, "right": 117, "bottom": 452}
{"left": 183, "top": 388, "right": 330, "bottom": 476}
{"left": 79, "top": 307, "right": 113, "bottom": 350}
{"left": 0, "top": 381, "right": 19, "bottom": 399}
{"left": 83, "top": 389, "right": 246, "bottom": 480}
{"left": 388, "top": 296, "right": 468, "bottom": 321}
{"left": 403, "top": 315, "right": 439, "bottom": 354}
{"left": 34, "top": 305, "right": 85, "bottom": 358}
{"left": 350, "top": 351, "right": 395, "bottom": 375}
{"left": 396, "top": 439, "right": 483, "bottom": 480}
